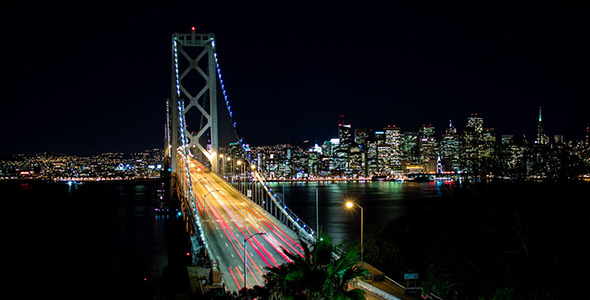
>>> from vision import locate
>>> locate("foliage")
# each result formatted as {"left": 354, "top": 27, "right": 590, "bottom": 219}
{"left": 362, "top": 182, "right": 590, "bottom": 299}
{"left": 261, "top": 232, "right": 367, "bottom": 300}
{"left": 421, "top": 264, "right": 456, "bottom": 299}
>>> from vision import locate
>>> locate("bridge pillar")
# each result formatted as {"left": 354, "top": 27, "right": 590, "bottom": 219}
{"left": 170, "top": 29, "right": 219, "bottom": 173}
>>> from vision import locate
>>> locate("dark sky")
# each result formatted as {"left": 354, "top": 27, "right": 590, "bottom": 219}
{"left": 2, "top": 1, "right": 588, "bottom": 154}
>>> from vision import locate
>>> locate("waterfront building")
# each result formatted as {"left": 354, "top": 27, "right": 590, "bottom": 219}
{"left": 321, "top": 139, "right": 338, "bottom": 157}
{"left": 384, "top": 125, "right": 403, "bottom": 176}
{"left": 348, "top": 143, "right": 365, "bottom": 177}
{"left": 401, "top": 131, "right": 419, "bottom": 164}
{"left": 354, "top": 128, "right": 369, "bottom": 146}
{"left": 338, "top": 115, "right": 354, "bottom": 146}
{"left": 466, "top": 113, "right": 483, "bottom": 132}
{"left": 536, "top": 107, "right": 549, "bottom": 145}
{"left": 332, "top": 145, "right": 348, "bottom": 175}
{"left": 291, "top": 146, "right": 309, "bottom": 178}
{"left": 480, "top": 127, "right": 498, "bottom": 173}
{"left": 354, "top": 128, "right": 370, "bottom": 175}
{"left": 441, "top": 120, "right": 461, "bottom": 172}
{"left": 462, "top": 114, "right": 485, "bottom": 175}
{"left": 419, "top": 124, "right": 436, "bottom": 166}
{"left": 366, "top": 131, "right": 384, "bottom": 176}
{"left": 481, "top": 128, "right": 497, "bottom": 158}
{"left": 554, "top": 135, "right": 564, "bottom": 145}
{"left": 306, "top": 148, "right": 321, "bottom": 176}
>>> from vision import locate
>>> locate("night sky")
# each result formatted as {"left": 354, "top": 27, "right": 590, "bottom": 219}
{"left": 2, "top": 2, "right": 588, "bottom": 154}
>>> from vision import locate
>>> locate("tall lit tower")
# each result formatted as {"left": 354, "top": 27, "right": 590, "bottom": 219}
{"left": 466, "top": 113, "right": 483, "bottom": 133}
{"left": 463, "top": 113, "right": 484, "bottom": 174}
{"left": 441, "top": 120, "right": 460, "bottom": 171}
{"left": 536, "top": 107, "right": 548, "bottom": 145}
{"left": 385, "top": 125, "right": 402, "bottom": 175}
{"left": 168, "top": 28, "right": 219, "bottom": 173}
{"left": 418, "top": 124, "right": 436, "bottom": 164}
{"left": 338, "top": 115, "right": 353, "bottom": 145}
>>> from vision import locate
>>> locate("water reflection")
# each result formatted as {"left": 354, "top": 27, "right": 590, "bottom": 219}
{"left": 267, "top": 181, "right": 447, "bottom": 243}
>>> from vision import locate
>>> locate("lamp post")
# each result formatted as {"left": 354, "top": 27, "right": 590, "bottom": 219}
{"left": 243, "top": 232, "right": 266, "bottom": 290}
{"left": 219, "top": 154, "right": 224, "bottom": 177}
{"left": 236, "top": 160, "right": 242, "bottom": 192}
{"left": 314, "top": 187, "right": 319, "bottom": 235}
{"left": 241, "top": 161, "right": 245, "bottom": 194}
{"left": 202, "top": 190, "right": 219, "bottom": 221}
{"left": 227, "top": 157, "right": 232, "bottom": 182}
{"left": 250, "top": 164, "right": 256, "bottom": 199}
{"left": 203, "top": 189, "right": 219, "bottom": 199}
{"left": 345, "top": 201, "right": 364, "bottom": 265}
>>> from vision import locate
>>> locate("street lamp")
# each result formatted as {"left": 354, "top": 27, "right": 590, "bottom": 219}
{"left": 243, "top": 232, "right": 266, "bottom": 290}
{"left": 250, "top": 164, "right": 256, "bottom": 199}
{"left": 227, "top": 157, "right": 232, "bottom": 182}
{"left": 203, "top": 189, "right": 219, "bottom": 199}
{"left": 237, "top": 160, "right": 243, "bottom": 193}
{"left": 345, "top": 201, "right": 364, "bottom": 265}
{"left": 314, "top": 187, "right": 319, "bottom": 235}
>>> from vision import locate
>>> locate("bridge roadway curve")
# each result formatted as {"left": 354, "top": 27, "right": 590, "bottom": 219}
{"left": 187, "top": 159, "right": 304, "bottom": 293}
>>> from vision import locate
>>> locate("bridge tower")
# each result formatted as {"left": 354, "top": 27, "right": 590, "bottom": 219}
{"left": 165, "top": 28, "right": 219, "bottom": 176}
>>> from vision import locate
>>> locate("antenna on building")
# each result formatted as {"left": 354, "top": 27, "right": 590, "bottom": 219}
{"left": 338, "top": 114, "right": 345, "bottom": 126}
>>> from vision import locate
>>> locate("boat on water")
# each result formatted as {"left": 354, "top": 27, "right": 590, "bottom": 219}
{"left": 407, "top": 175, "right": 434, "bottom": 182}
{"left": 371, "top": 175, "right": 388, "bottom": 182}
{"left": 154, "top": 200, "right": 179, "bottom": 215}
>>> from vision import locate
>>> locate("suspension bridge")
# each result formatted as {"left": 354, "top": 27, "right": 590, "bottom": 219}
{"left": 162, "top": 28, "right": 409, "bottom": 299}
{"left": 163, "top": 28, "right": 318, "bottom": 293}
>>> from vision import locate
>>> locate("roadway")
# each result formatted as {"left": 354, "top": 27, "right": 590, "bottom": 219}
{"left": 186, "top": 158, "right": 303, "bottom": 293}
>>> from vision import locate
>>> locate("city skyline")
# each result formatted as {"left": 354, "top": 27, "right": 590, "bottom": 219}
{"left": 2, "top": 2, "right": 588, "bottom": 154}
{"left": 303, "top": 106, "right": 588, "bottom": 146}
{"left": 2, "top": 105, "right": 585, "bottom": 155}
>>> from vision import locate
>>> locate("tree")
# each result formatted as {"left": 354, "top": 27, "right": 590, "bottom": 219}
{"left": 263, "top": 233, "right": 367, "bottom": 300}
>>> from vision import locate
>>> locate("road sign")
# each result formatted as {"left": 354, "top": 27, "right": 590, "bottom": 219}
{"left": 404, "top": 273, "right": 419, "bottom": 280}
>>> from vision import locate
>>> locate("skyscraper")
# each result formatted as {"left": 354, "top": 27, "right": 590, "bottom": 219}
{"left": 441, "top": 120, "right": 461, "bottom": 171}
{"left": 463, "top": 113, "right": 484, "bottom": 175}
{"left": 335, "top": 116, "right": 352, "bottom": 175}
{"left": 367, "top": 131, "right": 385, "bottom": 176}
{"left": 385, "top": 125, "right": 402, "bottom": 176}
{"left": 338, "top": 115, "right": 353, "bottom": 145}
{"left": 466, "top": 113, "right": 483, "bottom": 133}
{"left": 499, "top": 135, "right": 526, "bottom": 178}
{"left": 481, "top": 127, "right": 497, "bottom": 160}
{"left": 419, "top": 124, "right": 436, "bottom": 164}
{"left": 338, "top": 125, "right": 353, "bottom": 144}
{"left": 401, "top": 131, "right": 419, "bottom": 164}
{"left": 354, "top": 129, "right": 370, "bottom": 176}
{"left": 536, "top": 107, "right": 548, "bottom": 145}
{"left": 354, "top": 128, "right": 369, "bottom": 146}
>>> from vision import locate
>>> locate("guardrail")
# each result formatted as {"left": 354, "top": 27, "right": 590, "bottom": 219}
{"left": 383, "top": 275, "right": 443, "bottom": 300}
{"left": 252, "top": 170, "right": 317, "bottom": 244}
{"left": 350, "top": 279, "right": 401, "bottom": 300}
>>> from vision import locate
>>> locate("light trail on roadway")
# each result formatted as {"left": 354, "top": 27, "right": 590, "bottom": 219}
{"left": 185, "top": 158, "right": 304, "bottom": 292}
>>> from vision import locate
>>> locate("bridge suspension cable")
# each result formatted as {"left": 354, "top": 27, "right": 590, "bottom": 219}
{"left": 166, "top": 29, "right": 317, "bottom": 256}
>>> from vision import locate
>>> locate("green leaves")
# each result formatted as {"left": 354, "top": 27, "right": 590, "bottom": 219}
{"left": 263, "top": 232, "right": 367, "bottom": 300}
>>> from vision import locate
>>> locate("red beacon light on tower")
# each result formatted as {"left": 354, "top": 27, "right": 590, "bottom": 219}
{"left": 191, "top": 26, "right": 196, "bottom": 31}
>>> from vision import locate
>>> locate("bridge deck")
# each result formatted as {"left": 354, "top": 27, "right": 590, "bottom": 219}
{"left": 187, "top": 159, "right": 303, "bottom": 292}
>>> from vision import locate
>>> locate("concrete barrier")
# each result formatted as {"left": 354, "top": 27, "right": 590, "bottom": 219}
{"left": 350, "top": 279, "right": 401, "bottom": 300}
